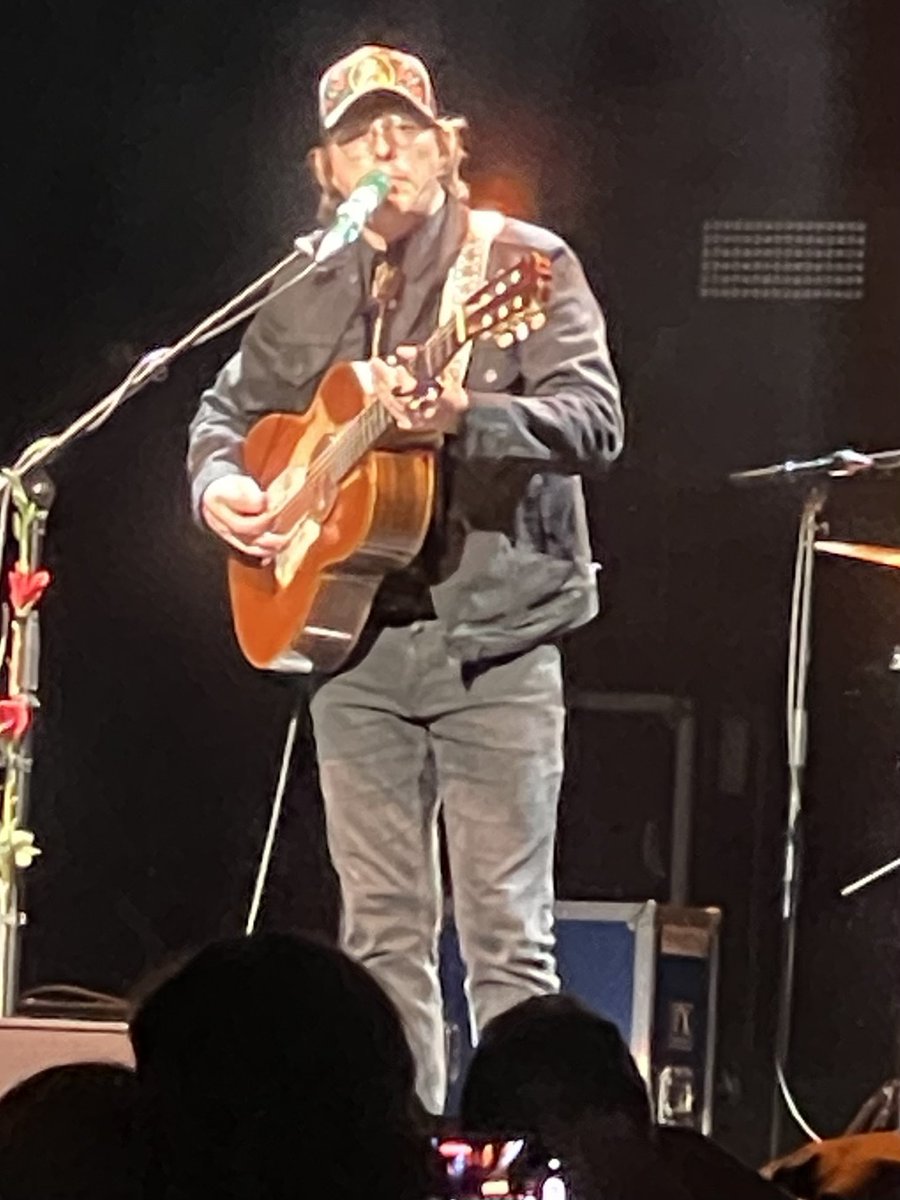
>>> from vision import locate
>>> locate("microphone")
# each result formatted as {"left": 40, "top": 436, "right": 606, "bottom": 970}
{"left": 312, "top": 170, "right": 391, "bottom": 264}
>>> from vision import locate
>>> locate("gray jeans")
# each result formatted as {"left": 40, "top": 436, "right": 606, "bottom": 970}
{"left": 308, "top": 620, "right": 565, "bottom": 1114}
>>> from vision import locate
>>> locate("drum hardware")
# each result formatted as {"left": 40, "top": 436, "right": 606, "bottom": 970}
{"left": 730, "top": 446, "right": 900, "bottom": 1153}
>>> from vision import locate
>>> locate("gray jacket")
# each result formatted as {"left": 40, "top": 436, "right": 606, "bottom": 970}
{"left": 187, "top": 196, "right": 624, "bottom": 663}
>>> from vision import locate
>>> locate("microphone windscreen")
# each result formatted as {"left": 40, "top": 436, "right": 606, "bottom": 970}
{"left": 353, "top": 169, "right": 391, "bottom": 202}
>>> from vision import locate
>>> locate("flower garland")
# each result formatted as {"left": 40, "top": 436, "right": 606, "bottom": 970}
{"left": 0, "top": 472, "right": 46, "bottom": 930}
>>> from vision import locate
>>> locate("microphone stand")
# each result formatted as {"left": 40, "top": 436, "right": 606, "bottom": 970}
{"left": 0, "top": 471, "right": 53, "bottom": 1017}
{"left": 773, "top": 482, "right": 825, "bottom": 1157}
{"left": 730, "top": 447, "right": 900, "bottom": 1153}
{"left": 0, "top": 235, "right": 334, "bottom": 1017}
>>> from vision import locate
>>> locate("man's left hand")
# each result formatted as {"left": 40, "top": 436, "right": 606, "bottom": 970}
{"left": 370, "top": 345, "right": 468, "bottom": 435}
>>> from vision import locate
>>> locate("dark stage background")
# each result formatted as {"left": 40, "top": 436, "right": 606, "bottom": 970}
{"left": 5, "top": 0, "right": 900, "bottom": 1165}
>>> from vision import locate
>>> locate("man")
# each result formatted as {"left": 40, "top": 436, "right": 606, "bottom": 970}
{"left": 188, "top": 43, "right": 623, "bottom": 1114}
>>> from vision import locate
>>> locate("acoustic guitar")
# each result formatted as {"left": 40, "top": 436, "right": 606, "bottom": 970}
{"left": 229, "top": 251, "right": 551, "bottom": 671}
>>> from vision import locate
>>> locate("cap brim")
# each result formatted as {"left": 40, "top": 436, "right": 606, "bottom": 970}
{"left": 323, "top": 87, "right": 436, "bottom": 132}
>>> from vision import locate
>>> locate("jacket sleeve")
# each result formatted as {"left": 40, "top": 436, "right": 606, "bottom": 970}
{"left": 186, "top": 250, "right": 319, "bottom": 522}
{"left": 451, "top": 242, "right": 624, "bottom": 475}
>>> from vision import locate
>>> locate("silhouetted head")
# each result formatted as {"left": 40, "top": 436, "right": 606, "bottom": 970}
{"left": 0, "top": 1061, "right": 140, "bottom": 1200}
{"left": 460, "top": 994, "right": 652, "bottom": 1144}
{"left": 130, "top": 932, "right": 429, "bottom": 1200}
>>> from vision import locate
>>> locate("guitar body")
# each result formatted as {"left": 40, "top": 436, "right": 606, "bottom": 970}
{"left": 224, "top": 250, "right": 551, "bottom": 671}
{"left": 228, "top": 362, "right": 435, "bottom": 672}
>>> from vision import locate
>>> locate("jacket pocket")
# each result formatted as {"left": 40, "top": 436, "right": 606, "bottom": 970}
{"left": 467, "top": 342, "right": 522, "bottom": 393}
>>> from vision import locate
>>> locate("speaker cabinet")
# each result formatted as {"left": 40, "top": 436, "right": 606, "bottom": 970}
{"left": 0, "top": 1018, "right": 133, "bottom": 1097}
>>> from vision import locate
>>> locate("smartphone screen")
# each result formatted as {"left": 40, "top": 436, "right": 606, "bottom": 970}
{"left": 433, "top": 1136, "right": 568, "bottom": 1199}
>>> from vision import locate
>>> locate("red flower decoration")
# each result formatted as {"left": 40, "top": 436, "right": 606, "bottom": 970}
{"left": 8, "top": 567, "right": 51, "bottom": 615}
{"left": 0, "top": 696, "right": 31, "bottom": 741}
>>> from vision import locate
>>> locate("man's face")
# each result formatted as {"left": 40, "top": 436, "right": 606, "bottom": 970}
{"left": 324, "top": 96, "right": 445, "bottom": 216}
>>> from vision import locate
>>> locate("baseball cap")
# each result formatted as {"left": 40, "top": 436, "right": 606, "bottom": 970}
{"left": 318, "top": 44, "right": 437, "bottom": 132}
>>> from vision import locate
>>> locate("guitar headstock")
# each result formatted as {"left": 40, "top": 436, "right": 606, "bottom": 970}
{"left": 465, "top": 252, "right": 552, "bottom": 349}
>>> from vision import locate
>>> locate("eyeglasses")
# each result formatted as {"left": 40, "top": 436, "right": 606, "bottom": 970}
{"left": 331, "top": 113, "right": 433, "bottom": 160}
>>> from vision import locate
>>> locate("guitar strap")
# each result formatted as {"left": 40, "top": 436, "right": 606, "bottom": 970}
{"left": 436, "top": 208, "right": 506, "bottom": 390}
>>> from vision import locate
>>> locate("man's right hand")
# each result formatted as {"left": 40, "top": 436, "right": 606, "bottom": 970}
{"left": 200, "top": 474, "right": 287, "bottom": 561}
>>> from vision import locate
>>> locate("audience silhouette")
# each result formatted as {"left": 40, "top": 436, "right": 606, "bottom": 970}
{"left": 0, "top": 1060, "right": 140, "bottom": 1200}
{"left": 460, "top": 992, "right": 781, "bottom": 1200}
{"left": 0, "top": 943, "right": 812, "bottom": 1199}
{"left": 129, "top": 931, "right": 431, "bottom": 1199}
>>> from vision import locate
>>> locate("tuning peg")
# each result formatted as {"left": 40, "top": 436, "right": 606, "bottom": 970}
{"left": 515, "top": 323, "right": 529, "bottom": 342}
{"left": 528, "top": 312, "right": 546, "bottom": 331}
{"left": 495, "top": 331, "right": 515, "bottom": 349}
